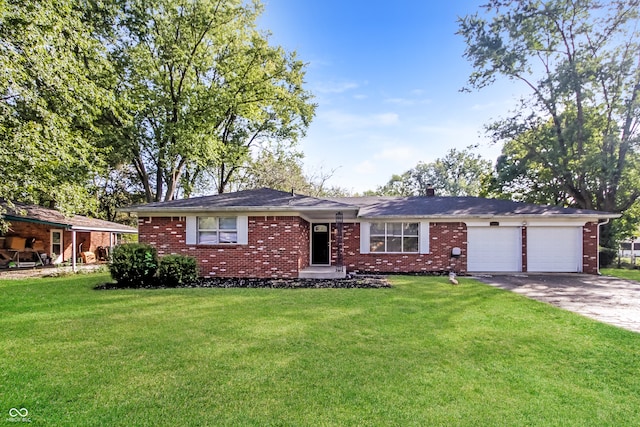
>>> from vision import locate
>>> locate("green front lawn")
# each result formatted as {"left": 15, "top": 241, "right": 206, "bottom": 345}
{"left": 1, "top": 274, "right": 639, "bottom": 425}
{"left": 601, "top": 267, "right": 640, "bottom": 282}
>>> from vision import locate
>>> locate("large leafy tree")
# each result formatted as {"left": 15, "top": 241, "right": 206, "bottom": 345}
{"left": 0, "top": 0, "right": 117, "bottom": 220}
{"left": 108, "top": 0, "right": 315, "bottom": 202}
{"left": 458, "top": 0, "right": 640, "bottom": 246}
{"left": 376, "top": 148, "right": 492, "bottom": 197}
{"left": 199, "top": 143, "right": 349, "bottom": 197}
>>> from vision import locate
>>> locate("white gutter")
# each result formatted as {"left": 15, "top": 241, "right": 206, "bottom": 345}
{"left": 70, "top": 226, "right": 137, "bottom": 233}
{"left": 356, "top": 214, "right": 621, "bottom": 220}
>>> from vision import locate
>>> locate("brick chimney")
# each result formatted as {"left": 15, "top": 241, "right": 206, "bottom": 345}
{"left": 426, "top": 185, "right": 435, "bottom": 197}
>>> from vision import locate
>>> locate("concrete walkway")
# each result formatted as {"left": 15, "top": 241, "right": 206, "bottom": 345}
{"left": 472, "top": 273, "right": 640, "bottom": 333}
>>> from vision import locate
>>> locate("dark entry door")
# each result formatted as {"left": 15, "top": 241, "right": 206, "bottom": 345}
{"left": 311, "top": 223, "right": 330, "bottom": 265}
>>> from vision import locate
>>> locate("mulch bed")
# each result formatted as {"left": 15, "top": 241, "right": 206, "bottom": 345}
{"left": 95, "top": 275, "right": 391, "bottom": 290}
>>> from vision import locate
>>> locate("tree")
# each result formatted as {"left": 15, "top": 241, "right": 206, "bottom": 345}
{"left": 209, "top": 144, "right": 350, "bottom": 197}
{"left": 0, "top": 0, "right": 118, "bottom": 222}
{"left": 458, "top": 0, "right": 640, "bottom": 247}
{"left": 108, "top": 0, "right": 315, "bottom": 202}
{"left": 217, "top": 145, "right": 311, "bottom": 194}
{"left": 376, "top": 148, "right": 493, "bottom": 197}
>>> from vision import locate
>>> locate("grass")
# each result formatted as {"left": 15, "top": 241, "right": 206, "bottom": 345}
{"left": 602, "top": 267, "right": 640, "bottom": 282}
{"left": 1, "top": 274, "right": 640, "bottom": 426}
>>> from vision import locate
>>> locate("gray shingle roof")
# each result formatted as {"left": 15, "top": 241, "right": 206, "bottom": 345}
{"left": 1, "top": 201, "right": 137, "bottom": 233}
{"left": 126, "top": 188, "right": 356, "bottom": 212}
{"left": 123, "top": 188, "right": 618, "bottom": 219}
{"left": 330, "top": 196, "right": 616, "bottom": 218}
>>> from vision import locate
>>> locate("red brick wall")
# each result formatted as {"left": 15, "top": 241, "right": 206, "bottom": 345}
{"left": 583, "top": 221, "right": 598, "bottom": 274}
{"left": 138, "top": 216, "right": 310, "bottom": 278}
{"left": 298, "top": 220, "right": 310, "bottom": 271}
{"left": 5, "top": 221, "right": 111, "bottom": 263}
{"left": 337, "top": 222, "right": 468, "bottom": 274}
{"left": 75, "top": 231, "right": 111, "bottom": 254}
{"left": 138, "top": 217, "right": 602, "bottom": 277}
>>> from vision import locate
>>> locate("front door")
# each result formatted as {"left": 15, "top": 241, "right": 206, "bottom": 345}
{"left": 311, "top": 223, "right": 330, "bottom": 265}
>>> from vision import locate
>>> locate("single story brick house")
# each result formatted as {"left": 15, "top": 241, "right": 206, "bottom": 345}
{"left": 1, "top": 201, "right": 137, "bottom": 269}
{"left": 124, "top": 188, "right": 619, "bottom": 278}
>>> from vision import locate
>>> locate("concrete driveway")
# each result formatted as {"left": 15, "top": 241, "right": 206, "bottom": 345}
{"left": 472, "top": 273, "right": 640, "bottom": 333}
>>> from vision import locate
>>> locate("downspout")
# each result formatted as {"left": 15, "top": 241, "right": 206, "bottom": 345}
{"left": 597, "top": 218, "right": 610, "bottom": 275}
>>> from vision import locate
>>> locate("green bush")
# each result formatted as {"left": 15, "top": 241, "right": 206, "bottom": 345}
{"left": 599, "top": 247, "right": 617, "bottom": 268}
{"left": 157, "top": 254, "right": 198, "bottom": 287}
{"left": 109, "top": 243, "right": 158, "bottom": 287}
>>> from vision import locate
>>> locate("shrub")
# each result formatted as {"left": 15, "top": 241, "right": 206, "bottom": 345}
{"left": 109, "top": 243, "right": 158, "bottom": 288}
{"left": 157, "top": 255, "right": 198, "bottom": 287}
{"left": 599, "top": 247, "right": 617, "bottom": 268}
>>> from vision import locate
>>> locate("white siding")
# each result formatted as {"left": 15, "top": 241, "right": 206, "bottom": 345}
{"left": 419, "top": 221, "right": 430, "bottom": 254}
{"left": 359, "top": 222, "right": 370, "bottom": 254}
{"left": 467, "top": 227, "right": 521, "bottom": 272}
{"left": 527, "top": 227, "right": 582, "bottom": 272}
{"left": 185, "top": 216, "right": 197, "bottom": 245}
{"left": 236, "top": 215, "right": 248, "bottom": 245}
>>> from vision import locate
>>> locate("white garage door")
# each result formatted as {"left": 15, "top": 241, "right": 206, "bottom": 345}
{"left": 527, "top": 227, "right": 582, "bottom": 272}
{"left": 467, "top": 227, "right": 521, "bottom": 272}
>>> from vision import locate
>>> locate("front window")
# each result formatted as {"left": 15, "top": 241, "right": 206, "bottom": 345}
{"left": 370, "top": 222, "right": 419, "bottom": 253}
{"left": 198, "top": 217, "right": 237, "bottom": 244}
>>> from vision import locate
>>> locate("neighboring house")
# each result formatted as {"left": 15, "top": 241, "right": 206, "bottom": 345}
{"left": 619, "top": 229, "right": 640, "bottom": 260}
{"left": 0, "top": 201, "right": 137, "bottom": 269}
{"left": 124, "top": 188, "right": 619, "bottom": 278}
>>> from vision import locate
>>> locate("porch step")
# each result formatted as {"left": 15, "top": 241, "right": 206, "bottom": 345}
{"left": 299, "top": 266, "right": 347, "bottom": 279}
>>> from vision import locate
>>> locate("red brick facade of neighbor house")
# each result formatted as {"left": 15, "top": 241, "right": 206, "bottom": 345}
{"left": 139, "top": 217, "right": 601, "bottom": 278}
{"left": 5, "top": 221, "right": 112, "bottom": 262}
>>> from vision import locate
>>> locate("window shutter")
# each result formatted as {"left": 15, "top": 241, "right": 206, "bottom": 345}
{"left": 359, "top": 222, "right": 370, "bottom": 254}
{"left": 419, "top": 221, "right": 430, "bottom": 254}
{"left": 237, "top": 215, "right": 248, "bottom": 244}
{"left": 186, "top": 216, "right": 197, "bottom": 245}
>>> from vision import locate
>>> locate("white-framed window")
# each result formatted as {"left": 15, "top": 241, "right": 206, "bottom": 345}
{"left": 360, "top": 221, "right": 429, "bottom": 255}
{"left": 186, "top": 215, "right": 248, "bottom": 245}
{"left": 50, "top": 229, "right": 64, "bottom": 264}
{"left": 369, "top": 222, "right": 419, "bottom": 253}
{"left": 197, "top": 217, "right": 238, "bottom": 244}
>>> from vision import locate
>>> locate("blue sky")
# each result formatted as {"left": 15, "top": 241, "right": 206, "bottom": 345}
{"left": 258, "top": 0, "right": 522, "bottom": 194}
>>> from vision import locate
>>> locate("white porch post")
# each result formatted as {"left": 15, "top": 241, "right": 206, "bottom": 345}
{"left": 72, "top": 230, "right": 77, "bottom": 272}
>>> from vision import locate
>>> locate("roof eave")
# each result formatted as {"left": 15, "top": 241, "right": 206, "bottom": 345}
{"left": 70, "top": 225, "right": 138, "bottom": 233}
{"left": 122, "top": 206, "right": 358, "bottom": 214}
{"left": 2, "top": 214, "right": 71, "bottom": 229}
{"left": 357, "top": 213, "right": 622, "bottom": 220}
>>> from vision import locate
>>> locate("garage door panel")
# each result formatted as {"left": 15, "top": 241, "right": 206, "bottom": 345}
{"left": 527, "top": 227, "right": 582, "bottom": 272}
{"left": 467, "top": 227, "right": 521, "bottom": 272}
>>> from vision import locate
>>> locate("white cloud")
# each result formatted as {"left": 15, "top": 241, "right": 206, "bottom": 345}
{"left": 354, "top": 160, "right": 376, "bottom": 174}
{"left": 313, "top": 81, "right": 359, "bottom": 94}
{"left": 415, "top": 124, "right": 479, "bottom": 138}
{"left": 319, "top": 110, "right": 400, "bottom": 130}
{"left": 384, "top": 97, "right": 432, "bottom": 106}
{"left": 470, "top": 102, "right": 497, "bottom": 111}
{"left": 374, "top": 146, "right": 414, "bottom": 162}
{"left": 375, "top": 113, "right": 400, "bottom": 125}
